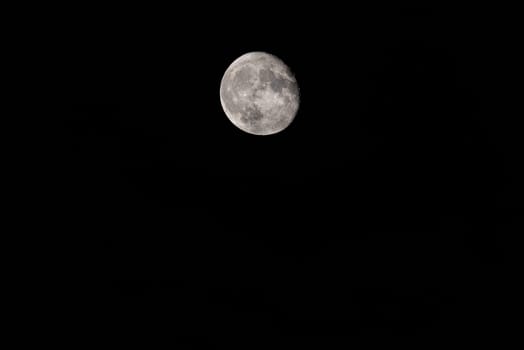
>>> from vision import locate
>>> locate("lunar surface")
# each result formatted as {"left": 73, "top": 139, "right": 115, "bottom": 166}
{"left": 220, "top": 52, "right": 300, "bottom": 135}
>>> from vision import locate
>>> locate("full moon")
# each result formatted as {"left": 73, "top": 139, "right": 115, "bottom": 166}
{"left": 220, "top": 52, "right": 300, "bottom": 135}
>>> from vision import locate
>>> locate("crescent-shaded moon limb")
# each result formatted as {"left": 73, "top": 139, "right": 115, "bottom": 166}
{"left": 220, "top": 51, "right": 300, "bottom": 136}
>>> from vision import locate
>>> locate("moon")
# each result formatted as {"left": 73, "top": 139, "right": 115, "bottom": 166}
{"left": 220, "top": 52, "right": 300, "bottom": 135}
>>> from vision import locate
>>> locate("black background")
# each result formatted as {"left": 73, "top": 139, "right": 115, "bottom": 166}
{"left": 63, "top": 4, "right": 517, "bottom": 348}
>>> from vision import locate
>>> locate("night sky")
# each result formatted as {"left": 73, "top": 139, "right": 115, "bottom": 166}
{"left": 64, "top": 4, "right": 516, "bottom": 348}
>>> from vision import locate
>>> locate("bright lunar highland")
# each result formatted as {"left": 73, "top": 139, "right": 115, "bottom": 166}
{"left": 220, "top": 52, "right": 300, "bottom": 135}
